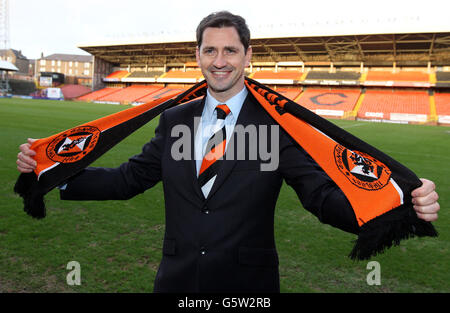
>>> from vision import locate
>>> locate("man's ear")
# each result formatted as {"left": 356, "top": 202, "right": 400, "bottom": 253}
{"left": 196, "top": 47, "right": 201, "bottom": 66}
{"left": 245, "top": 46, "right": 252, "bottom": 67}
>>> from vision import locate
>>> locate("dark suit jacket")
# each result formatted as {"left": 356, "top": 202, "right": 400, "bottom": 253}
{"left": 61, "top": 91, "right": 358, "bottom": 293}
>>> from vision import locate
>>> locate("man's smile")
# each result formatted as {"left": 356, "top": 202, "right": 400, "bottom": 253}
{"left": 210, "top": 68, "right": 233, "bottom": 79}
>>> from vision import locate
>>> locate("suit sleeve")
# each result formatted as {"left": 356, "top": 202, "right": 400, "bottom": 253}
{"left": 60, "top": 111, "right": 167, "bottom": 201}
{"left": 279, "top": 132, "right": 359, "bottom": 234}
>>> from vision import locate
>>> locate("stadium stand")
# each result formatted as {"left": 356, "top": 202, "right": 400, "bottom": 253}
{"left": 297, "top": 88, "right": 361, "bottom": 118}
{"left": 96, "top": 85, "right": 164, "bottom": 104}
{"left": 75, "top": 31, "right": 450, "bottom": 126}
{"left": 358, "top": 90, "right": 430, "bottom": 123}
{"left": 434, "top": 92, "right": 450, "bottom": 124}
{"left": 77, "top": 87, "right": 122, "bottom": 102}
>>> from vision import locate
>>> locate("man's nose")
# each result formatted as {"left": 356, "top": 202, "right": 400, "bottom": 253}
{"left": 213, "top": 52, "right": 227, "bottom": 68}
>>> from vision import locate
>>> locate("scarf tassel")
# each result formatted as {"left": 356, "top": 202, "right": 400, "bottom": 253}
{"left": 350, "top": 204, "right": 438, "bottom": 260}
{"left": 14, "top": 172, "right": 46, "bottom": 219}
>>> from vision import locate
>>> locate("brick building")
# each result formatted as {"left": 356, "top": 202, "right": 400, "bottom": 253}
{"left": 0, "top": 49, "right": 31, "bottom": 75}
{"left": 36, "top": 53, "right": 93, "bottom": 86}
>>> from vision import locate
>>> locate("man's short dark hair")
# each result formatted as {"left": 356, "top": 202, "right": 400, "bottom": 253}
{"left": 196, "top": 11, "right": 251, "bottom": 52}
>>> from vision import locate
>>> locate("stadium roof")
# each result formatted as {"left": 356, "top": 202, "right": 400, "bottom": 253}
{"left": 42, "top": 53, "right": 94, "bottom": 62}
{"left": 79, "top": 32, "right": 450, "bottom": 68}
{"left": 0, "top": 60, "right": 19, "bottom": 71}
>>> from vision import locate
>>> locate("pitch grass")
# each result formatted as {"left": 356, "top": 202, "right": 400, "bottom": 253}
{"left": 0, "top": 97, "right": 448, "bottom": 293}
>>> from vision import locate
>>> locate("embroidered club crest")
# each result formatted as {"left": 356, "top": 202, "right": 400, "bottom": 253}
{"left": 334, "top": 144, "right": 391, "bottom": 191}
{"left": 46, "top": 126, "right": 100, "bottom": 163}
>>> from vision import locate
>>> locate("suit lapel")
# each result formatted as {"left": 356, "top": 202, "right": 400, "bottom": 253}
{"left": 186, "top": 97, "right": 206, "bottom": 200}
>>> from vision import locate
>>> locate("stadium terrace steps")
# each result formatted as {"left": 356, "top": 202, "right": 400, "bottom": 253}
{"left": 297, "top": 88, "right": 361, "bottom": 118}
{"left": 358, "top": 90, "right": 430, "bottom": 123}
{"left": 346, "top": 92, "right": 366, "bottom": 119}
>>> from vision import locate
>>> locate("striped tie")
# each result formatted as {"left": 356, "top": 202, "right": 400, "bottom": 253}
{"left": 198, "top": 104, "right": 231, "bottom": 198}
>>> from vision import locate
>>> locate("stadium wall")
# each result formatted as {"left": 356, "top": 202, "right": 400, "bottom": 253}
{"left": 92, "top": 57, "right": 114, "bottom": 91}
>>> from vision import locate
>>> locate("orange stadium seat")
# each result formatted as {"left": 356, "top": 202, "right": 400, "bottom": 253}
{"left": 251, "top": 70, "right": 303, "bottom": 80}
{"left": 136, "top": 86, "right": 187, "bottom": 103}
{"left": 105, "top": 70, "right": 130, "bottom": 80}
{"left": 435, "top": 93, "right": 450, "bottom": 115}
{"left": 365, "top": 71, "right": 430, "bottom": 82}
{"left": 275, "top": 87, "right": 302, "bottom": 100}
{"left": 77, "top": 87, "right": 122, "bottom": 101}
{"left": 97, "top": 85, "right": 163, "bottom": 104}
{"left": 434, "top": 92, "right": 450, "bottom": 124}
{"left": 358, "top": 90, "right": 429, "bottom": 122}
{"left": 162, "top": 70, "right": 203, "bottom": 79}
{"left": 297, "top": 89, "right": 361, "bottom": 118}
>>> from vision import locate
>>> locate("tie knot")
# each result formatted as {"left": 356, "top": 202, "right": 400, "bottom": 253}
{"left": 216, "top": 104, "right": 231, "bottom": 120}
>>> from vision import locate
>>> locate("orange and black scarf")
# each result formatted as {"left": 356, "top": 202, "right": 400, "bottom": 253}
{"left": 14, "top": 77, "right": 437, "bottom": 260}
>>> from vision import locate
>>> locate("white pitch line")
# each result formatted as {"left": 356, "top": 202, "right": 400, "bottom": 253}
{"left": 339, "top": 123, "right": 366, "bottom": 129}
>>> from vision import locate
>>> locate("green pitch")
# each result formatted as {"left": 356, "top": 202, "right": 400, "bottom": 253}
{"left": 0, "top": 97, "right": 448, "bottom": 292}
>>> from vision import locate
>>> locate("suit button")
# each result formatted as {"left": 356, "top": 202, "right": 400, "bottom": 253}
{"left": 200, "top": 247, "right": 207, "bottom": 255}
{"left": 202, "top": 206, "right": 210, "bottom": 214}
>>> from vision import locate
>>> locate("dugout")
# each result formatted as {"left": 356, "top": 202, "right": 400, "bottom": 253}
{"left": 39, "top": 72, "right": 65, "bottom": 87}
{"left": 0, "top": 60, "right": 19, "bottom": 95}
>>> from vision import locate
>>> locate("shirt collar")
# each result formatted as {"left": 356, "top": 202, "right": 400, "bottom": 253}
{"left": 205, "top": 86, "right": 248, "bottom": 120}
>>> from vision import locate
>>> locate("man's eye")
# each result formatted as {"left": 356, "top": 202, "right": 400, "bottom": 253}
{"left": 225, "top": 49, "right": 237, "bottom": 55}
{"left": 204, "top": 49, "right": 215, "bottom": 55}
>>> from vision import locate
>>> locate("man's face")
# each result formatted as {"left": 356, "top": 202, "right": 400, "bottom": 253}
{"left": 196, "top": 26, "right": 252, "bottom": 102}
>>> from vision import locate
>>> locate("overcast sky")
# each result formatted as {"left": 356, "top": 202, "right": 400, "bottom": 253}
{"left": 9, "top": 0, "right": 450, "bottom": 59}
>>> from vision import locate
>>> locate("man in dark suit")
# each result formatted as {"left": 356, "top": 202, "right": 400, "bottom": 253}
{"left": 17, "top": 11, "right": 440, "bottom": 292}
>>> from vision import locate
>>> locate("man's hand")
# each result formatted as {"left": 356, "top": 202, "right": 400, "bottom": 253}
{"left": 17, "top": 138, "right": 37, "bottom": 173}
{"left": 412, "top": 178, "right": 440, "bottom": 222}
